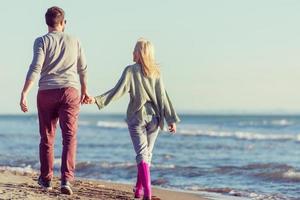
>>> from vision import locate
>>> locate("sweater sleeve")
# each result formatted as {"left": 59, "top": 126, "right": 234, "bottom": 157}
{"left": 26, "top": 37, "right": 45, "bottom": 81}
{"left": 159, "top": 77, "right": 180, "bottom": 125}
{"left": 77, "top": 40, "right": 88, "bottom": 85}
{"left": 95, "top": 67, "right": 131, "bottom": 110}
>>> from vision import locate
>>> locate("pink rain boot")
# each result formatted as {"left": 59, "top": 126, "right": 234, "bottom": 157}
{"left": 133, "top": 167, "right": 143, "bottom": 198}
{"left": 138, "top": 161, "right": 152, "bottom": 200}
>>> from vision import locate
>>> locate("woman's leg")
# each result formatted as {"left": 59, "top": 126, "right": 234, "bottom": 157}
{"left": 136, "top": 116, "right": 159, "bottom": 200}
{"left": 128, "top": 123, "right": 149, "bottom": 166}
{"left": 128, "top": 116, "right": 159, "bottom": 199}
{"left": 128, "top": 122, "right": 149, "bottom": 198}
{"left": 146, "top": 117, "right": 159, "bottom": 165}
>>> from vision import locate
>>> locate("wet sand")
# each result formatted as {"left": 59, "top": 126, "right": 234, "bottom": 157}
{"left": 0, "top": 169, "right": 208, "bottom": 200}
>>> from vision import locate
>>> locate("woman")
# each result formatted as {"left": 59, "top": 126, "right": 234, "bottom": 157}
{"left": 88, "top": 38, "right": 180, "bottom": 200}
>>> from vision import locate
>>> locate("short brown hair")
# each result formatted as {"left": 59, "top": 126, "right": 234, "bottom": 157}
{"left": 45, "top": 6, "right": 65, "bottom": 28}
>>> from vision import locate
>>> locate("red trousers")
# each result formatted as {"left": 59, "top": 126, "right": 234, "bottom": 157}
{"left": 37, "top": 87, "right": 80, "bottom": 182}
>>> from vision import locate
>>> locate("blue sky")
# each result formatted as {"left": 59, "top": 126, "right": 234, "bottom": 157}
{"left": 1, "top": 0, "right": 300, "bottom": 114}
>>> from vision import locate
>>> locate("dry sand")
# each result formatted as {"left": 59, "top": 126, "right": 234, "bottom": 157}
{"left": 0, "top": 169, "right": 208, "bottom": 200}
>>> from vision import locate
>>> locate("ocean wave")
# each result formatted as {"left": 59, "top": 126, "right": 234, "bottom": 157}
{"left": 250, "top": 163, "right": 291, "bottom": 169}
{"left": 82, "top": 119, "right": 300, "bottom": 142}
{"left": 216, "top": 163, "right": 300, "bottom": 183}
{"left": 152, "top": 164, "right": 176, "bottom": 169}
{"left": 77, "top": 120, "right": 128, "bottom": 129}
{"left": 0, "top": 165, "right": 36, "bottom": 174}
{"left": 78, "top": 120, "right": 91, "bottom": 126}
{"left": 238, "top": 119, "right": 294, "bottom": 127}
{"left": 247, "top": 164, "right": 300, "bottom": 182}
{"left": 96, "top": 121, "right": 127, "bottom": 129}
{"left": 75, "top": 161, "right": 178, "bottom": 171}
{"left": 188, "top": 186, "right": 292, "bottom": 200}
{"left": 0, "top": 156, "right": 39, "bottom": 170}
{"left": 78, "top": 118, "right": 300, "bottom": 142}
{"left": 255, "top": 169, "right": 300, "bottom": 183}
{"left": 76, "top": 161, "right": 135, "bottom": 171}
{"left": 282, "top": 170, "right": 300, "bottom": 181}
{"left": 177, "top": 129, "right": 300, "bottom": 141}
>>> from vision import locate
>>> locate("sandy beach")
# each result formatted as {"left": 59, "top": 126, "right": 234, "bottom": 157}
{"left": 0, "top": 169, "right": 207, "bottom": 200}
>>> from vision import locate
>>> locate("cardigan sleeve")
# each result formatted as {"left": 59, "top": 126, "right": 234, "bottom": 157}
{"left": 95, "top": 66, "right": 131, "bottom": 110}
{"left": 163, "top": 90, "right": 180, "bottom": 125}
{"left": 158, "top": 77, "right": 180, "bottom": 125}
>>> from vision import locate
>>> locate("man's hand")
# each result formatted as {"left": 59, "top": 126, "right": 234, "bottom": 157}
{"left": 168, "top": 123, "right": 176, "bottom": 134}
{"left": 20, "top": 93, "right": 28, "bottom": 112}
{"left": 82, "top": 95, "right": 96, "bottom": 104}
{"left": 80, "top": 87, "right": 96, "bottom": 104}
{"left": 20, "top": 79, "right": 34, "bottom": 113}
{"left": 80, "top": 87, "right": 89, "bottom": 103}
{"left": 81, "top": 92, "right": 90, "bottom": 104}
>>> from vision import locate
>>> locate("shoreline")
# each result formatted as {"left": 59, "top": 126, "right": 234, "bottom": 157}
{"left": 0, "top": 168, "right": 209, "bottom": 200}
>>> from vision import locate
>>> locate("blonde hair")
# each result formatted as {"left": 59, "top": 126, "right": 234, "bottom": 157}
{"left": 134, "top": 38, "right": 160, "bottom": 77}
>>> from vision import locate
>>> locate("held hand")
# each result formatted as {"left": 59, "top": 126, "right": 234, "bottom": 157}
{"left": 80, "top": 90, "right": 92, "bottom": 104}
{"left": 80, "top": 93, "right": 87, "bottom": 104}
{"left": 82, "top": 96, "right": 96, "bottom": 104}
{"left": 80, "top": 86, "right": 88, "bottom": 104}
{"left": 20, "top": 93, "right": 28, "bottom": 112}
{"left": 168, "top": 123, "right": 176, "bottom": 134}
{"left": 88, "top": 97, "right": 96, "bottom": 104}
{"left": 81, "top": 89, "right": 96, "bottom": 104}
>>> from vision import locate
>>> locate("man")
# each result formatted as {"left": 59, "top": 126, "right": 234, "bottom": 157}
{"left": 20, "top": 6, "right": 90, "bottom": 195}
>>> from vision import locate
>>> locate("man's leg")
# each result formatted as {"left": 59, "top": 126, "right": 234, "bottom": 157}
{"left": 37, "top": 90, "right": 59, "bottom": 183}
{"left": 59, "top": 87, "right": 80, "bottom": 182}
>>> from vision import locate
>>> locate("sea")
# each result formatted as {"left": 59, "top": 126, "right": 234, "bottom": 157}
{"left": 0, "top": 114, "right": 299, "bottom": 200}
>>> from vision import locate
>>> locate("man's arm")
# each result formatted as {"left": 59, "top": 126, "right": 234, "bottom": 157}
{"left": 20, "top": 38, "right": 44, "bottom": 112}
{"left": 80, "top": 78, "right": 90, "bottom": 104}
{"left": 20, "top": 79, "right": 34, "bottom": 112}
{"left": 77, "top": 41, "right": 91, "bottom": 103}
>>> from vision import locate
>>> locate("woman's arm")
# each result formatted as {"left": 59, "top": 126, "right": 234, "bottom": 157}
{"left": 158, "top": 77, "right": 180, "bottom": 133}
{"left": 163, "top": 90, "right": 180, "bottom": 124}
{"left": 92, "top": 67, "right": 131, "bottom": 109}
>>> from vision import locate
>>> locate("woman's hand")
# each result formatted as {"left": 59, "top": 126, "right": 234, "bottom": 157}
{"left": 87, "top": 96, "right": 96, "bottom": 104}
{"left": 168, "top": 123, "right": 176, "bottom": 134}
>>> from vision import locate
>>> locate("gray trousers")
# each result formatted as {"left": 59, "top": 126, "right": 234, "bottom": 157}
{"left": 127, "top": 115, "right": 160, "bottom": 164}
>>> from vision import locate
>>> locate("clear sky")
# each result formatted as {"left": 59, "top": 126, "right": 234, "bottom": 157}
{"left": 1, "top": 0, "right": 300, "bottom": 114}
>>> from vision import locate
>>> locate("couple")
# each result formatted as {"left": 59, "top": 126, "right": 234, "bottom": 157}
{"left": 20, "top": 6, "right": 180, "bottom": 200}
